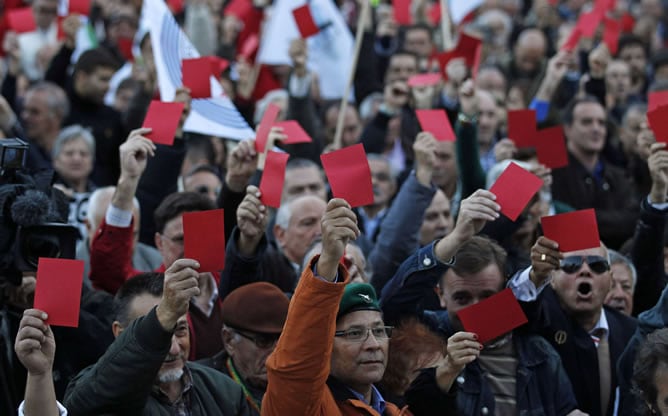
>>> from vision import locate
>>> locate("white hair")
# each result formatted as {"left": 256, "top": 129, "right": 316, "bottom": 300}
{"left": 52, "top": 125, "right": 96, "bottom": 160}
{"left": 87, "top": 187, "right": 140, "bottom": 230}
{"left": 609, "top": 250, "right": 638, "bottom": 290}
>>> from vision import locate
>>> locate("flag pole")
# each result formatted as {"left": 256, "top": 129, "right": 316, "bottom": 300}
{"left": 332, "top": 0, "right": 370, "bottom": 150}
{"left": 440, "top": 0, "right": 453, "bottom": 50}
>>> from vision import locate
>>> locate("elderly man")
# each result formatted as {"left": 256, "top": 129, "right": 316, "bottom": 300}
{"left": 262, "top": 198, "right": 421, "bottom": 415}
{"left": 220, "top": 187, "right": 326, "bottom": 298}
{"left": 64, "top": 272, "right": 251, "bottom": 415}
{"left": 603, "top": 251, "right": 636, "bottom": 316}
{"left": 200, "top": 282, "right": 289, "bottom": 415}
{"left": 360, "top": 155, "right": 397, "bottom": 242}
{"left": 509, "top": 237, "right": 637, "bottom": 416}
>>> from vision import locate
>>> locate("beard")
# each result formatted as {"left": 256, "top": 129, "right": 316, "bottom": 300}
{"left": 157, "top": 367, "right": 184, "bottom": 383}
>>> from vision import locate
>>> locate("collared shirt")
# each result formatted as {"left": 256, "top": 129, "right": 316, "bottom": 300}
{"left": 348, "top": 385, "right": 387, "bottom": 415}
{"left": 589, "top": 310, "right": 609, "bottom": 347}
{"left": 152, "top": 365, "right": 194, "bottom": 416}
{"left": 190, "top": 273, "right": 219, "bottom": 317}
{"left": 358, "top": 207, "right": 387, "bottom": 241}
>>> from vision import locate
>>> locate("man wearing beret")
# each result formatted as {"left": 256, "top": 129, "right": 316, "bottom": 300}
{"left": 199, "top": 282, "right": 289, "bottom": 415}
{"left": 262, "top": 199, "right": 424, "bottom": 415}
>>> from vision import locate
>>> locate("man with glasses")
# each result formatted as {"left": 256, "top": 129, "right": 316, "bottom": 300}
{"left": 199, "top": 282, "right": 289, "bottom": 416}
{"left": 262, "top": 198, "right": 410, "bottom": 415}
{"left": 509, "top": 237, "right": 637, "bottom": 416}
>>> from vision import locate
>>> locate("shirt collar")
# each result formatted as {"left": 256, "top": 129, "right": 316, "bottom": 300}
{"left": 347, "top": 385, "right": 387, "bottom": 415}
{"left": 589, "top": 309, "right": 610, "bottom": 342}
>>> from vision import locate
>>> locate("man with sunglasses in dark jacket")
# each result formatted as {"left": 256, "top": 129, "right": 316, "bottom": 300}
{"left": 509, "top": 238, "right": 637, "bottom": 416}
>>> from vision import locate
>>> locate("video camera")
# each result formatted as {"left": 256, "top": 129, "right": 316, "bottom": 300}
{"left": 0, "top": 138, "right": 79, "bottom": 286}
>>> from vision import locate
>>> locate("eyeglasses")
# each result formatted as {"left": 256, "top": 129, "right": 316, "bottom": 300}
{"left": 334, "top": 326, "right": 393, "bottom": 342}
{"left": 233, "top": 329, "right": 279, "bottom": 349}
{"left": 560, "top": 256, "right": 610, "bottom": 274}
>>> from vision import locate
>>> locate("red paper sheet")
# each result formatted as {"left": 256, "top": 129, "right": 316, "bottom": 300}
{"left": 649, "top": 91, "right": 668, "bottom": 112}
{"left": 34, "top": 258, "right": 84, "bottom": 327}
{"left": 273, "top": 120, "right": 312, "bottom": 144}
{"left": 292, "top": 4, "right": 320, "bottom": 38}
{"left": 578, "top": 11, "right": 603, "bottom": 38}
{"left": 535, "top": 126, "right": 569, "bottom": 169}
{"left": 541, "top": 209, "right": 601, "bottom": 252}
{"left": 489, "top": 162, "right": 543, "bottom": 221}
{"left": 561, "top": 26, "right": 581, "bottom": 52}
{"left": 117, "top": 36, "right": 134, "bottom": 62}
{"left": 415, "top": 109, "right": 456, "bottom": 142}
{"left": 68, "top": 0, "right": 91, "bottom": 15}
{"left": 457, "top": 288, "right": 528, "bottom": 344}
{"left": 255, "top": 103, "right": 281, "bottom": 152}
{"left": 393, "top": 0, "right": 412, "bottom": 25}
{"left": 182, "top": 58, "right": 212, "bottom": 99}
{"left": 471, "top": 45, "right": 482, "bottom": 80}
{"left": 142, "top": 101, "right": 185, "bottom": 146}
{"left": 320, "top": 144, "right": 374, "bottom": 207}
{"left": 7, "top": 8, "right": 36, "bottom": 33}
{"left": 408, "top": 73, "right": 442, "bottom": 87}
{"left": 183, "top": 209, "right": 226, "bottom": 272}
{"left": 647, "top": 105, "right": 668, "bottom": 144}
{"left": 208, "top": 56, "right": 230, "bottom": 75}
{"left": 507, "top": 109, "right": 537, "bottom": 148}
{"left": 260, "top": 151, "right": 289, "bottom": 208}
{"left": 436, "top": 32, "right": 482, "bottom": 71}
{"left": 603, "top": 18, "right": 620, "bottom": 55}
{"left": 239, "top": 33, "right": 259, "bottom": 60}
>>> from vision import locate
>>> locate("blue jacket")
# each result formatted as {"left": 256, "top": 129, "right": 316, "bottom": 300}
{"left": 381, "top": 243, "right": 578, "bottom": 416}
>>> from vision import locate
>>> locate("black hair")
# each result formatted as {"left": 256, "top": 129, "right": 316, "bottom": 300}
{"left": 114, "top": 272, "right": 164, "bottom": 327}
{"left": 184, "top": 135, "right": 217, "bottom": 168}
{"left": 153, "top": 191, "right": 216, "bottom": 234}
{"left": 633, "top": 328, "right": 668, "bottom": 415}
{"left": 617, "top": 34, "right": 648, "bottom": 58}
{"left": 73, "top": 47, "right": 122, "bottom": 76}
{"left": 562, "top": 95, "right": 604, "bottom": 125}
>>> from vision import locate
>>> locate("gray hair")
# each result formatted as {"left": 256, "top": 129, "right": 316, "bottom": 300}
{"left": 26, "top": 81, "right": 70, "bottom": 121}
{"left": 275, "top": 200, "right": 293, "bottom": 230}
{"left": 87, "top": 187, "right": 140, "bottom": 232}
{"left": 474, "top": 9, "right": 513, "bottom": 44}
{"left": 609, "top": 249, "right": 637, "bottom": 290}
{"left": 486, "top": 159, "right": 533, "bottom": 189}
{"left": 52, "top": 125, "right": 96, "bottom": 160}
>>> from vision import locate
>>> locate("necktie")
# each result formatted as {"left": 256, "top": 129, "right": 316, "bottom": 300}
{"left": 594, "top": 328, "right": 611, "bottom": 415}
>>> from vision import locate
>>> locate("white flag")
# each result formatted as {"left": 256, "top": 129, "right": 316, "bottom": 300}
{"left": 143, "top": 0, "right": 254, "bottom": 140}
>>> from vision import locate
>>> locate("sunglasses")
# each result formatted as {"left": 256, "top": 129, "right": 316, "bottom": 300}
{"left": 560, "top": 256, "right": 610, "bottom": 274}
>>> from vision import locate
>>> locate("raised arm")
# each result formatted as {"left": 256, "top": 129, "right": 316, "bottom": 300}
{"left": 262, "top": 199, "right": 358, "bottom": 415}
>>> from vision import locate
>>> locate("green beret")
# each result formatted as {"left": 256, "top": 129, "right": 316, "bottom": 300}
{"left": 337, "top": 283, "right": 381, "bottom": 319}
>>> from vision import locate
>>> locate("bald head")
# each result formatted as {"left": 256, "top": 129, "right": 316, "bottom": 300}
{"left": 514, "top": 29, "right": 547, "bottom": 74}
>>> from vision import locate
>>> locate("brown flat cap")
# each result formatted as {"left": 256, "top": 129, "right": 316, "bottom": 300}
{"left": 220, "top": 282, "right": 290, "bottom": 334}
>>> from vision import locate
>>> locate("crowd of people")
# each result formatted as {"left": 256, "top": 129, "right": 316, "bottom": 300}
{"left": 3, "top": 0, "right": 668, "bottom": 414}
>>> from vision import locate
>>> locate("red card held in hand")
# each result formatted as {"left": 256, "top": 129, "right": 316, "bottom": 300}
{"left": 649, "top": 91, "right": 668, "bottom": 112}
{"left": 255, "top": 103, "right": 281, "bottom": 152}
{"left": 321, "top": 144, "right": 374, "bottom": 208}
{"left": 507, "top": 109, "right": 537, "bottom": 148}
{"left": 68, "top": 0, "right": 91, "bottom": 15}
{"left": 273, "top": 120, "right": 312, "bottom": 144}
{"left": 489, "top": 162, "right": 543, "bottom": 222}
{"left": 535, "top": 126, "right": 569, "bottom": 169}
{"left": 142, "top": 101, "right": 185, "bottom": 146}
{"left": 182, "top": 58, "right": 212, "bottom": 99}
{"left": 393, "top": 0, "right": 412, "bottom": 25}
{"left": 7, "top": 8, "right": 36, "bottom": 33}
{"left": 457, "top": 288, "right": 528, "bottom": 344}
{"left": 415, "top": 109, "right": 455, "bottom": 142}
{"left": 260, "top": 151, "right": 290, "bottom": 208}
{"left": 183, "top": 209, "right": 226, "bottom": 273}
{"left": 34, "top": 258, "right": 85, "bottom": 327}
{"left": 292, "top": 4, "right": 320, "bottom": 38}
{"left": 541, "top": 209, "right": 601, "bottom": 252}
{"left": 647, "top": 105, "right": 668, "bottom": 144}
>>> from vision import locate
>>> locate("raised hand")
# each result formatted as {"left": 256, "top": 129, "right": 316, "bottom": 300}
{"left": 119, "top": 128, "right": 156, "bottom": 179}
{"left": 15, "top": 309, "right": 56, "bottom": 376}
{"left": 225, "top": 139, "right": 258, "bottom": 192}
{"left": 529, "top": 236, "right": 562, "bottom": 286}
{"left": 452, "top": 189, "right": 500, "bottom": 241}
{"left": 236, "top": 185, "right": 268, "bottom": 255}
{"left": 493, "top": 138, "right": 517, "bottom": 162}
{"left": 317, "top": 199, "right": 361, "bottom": 281}
{"left": 649, "top": 142, "right": 668, "bottom": 204}
{"left": 435, "top": 331, "right": 481, "bottom": 392}
{"left": 157, "top": 259, "right": 201, "bottom": 330}
{"left": 413, "top": 132, "right": 437, "bottom": 186}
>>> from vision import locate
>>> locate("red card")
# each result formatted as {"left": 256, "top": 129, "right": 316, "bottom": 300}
{"left": 535, "top": 126, "right": 569, "bottom": 169}
{"left": 208, "top": 56, "right": 230, "bottom": 75}
{"left": 321, "top": 144, "right": 374, "bottom": 207}
{"left": 292, "top": 4, "right": 320, "bottom": 38}
{"left": 183, "top": 209, "right": 226, "bottom": 272}
{"left": 34, "top": 258, "right": 84, "bottom": 327}
{"left": 273, "top": 120, "right": 312, "bottom": 144}
{"left": 239, "top": 33, "right": 259, "bottom": 60}
{"left": 437, "top": 32, "right": 482, "bottom": 71}
{"left": 408, "top": 73, "right": 442, "bottom": 87}
{"left": 427, "top": 2, "right": 441, "bottom": 25}
{"left": 457, "top": 288, "right": 528, "bottom": 344}
{"left": 561, "top": 26, "right": 581, "bottom": 52}
{"left": 603, "top": 18, "right": 620, "bottom": 55}
{"left": 415, "top": 109, "right": 455, "bottom": 142}
{"left": 255, "top": 103, "right": 281, "bottom": 152}
{"left": 647, "top": 105, "right": 668, "bottom": 144}
{"left": 393, "top": 0, "right": 412, "bottom": 25}
{"left": 578, "top": 11, "right": 603, "bottom": 38}
{"left": 471, "top": 44, "right": 482, "bottom": 80}
{"left": 507, "top": 109, "right": 537, "bottom": 148}
{"left": 69, "top": 0, "right": 91, "bottom": 15}
{"left": 142, "top": 101, "right": 185, "bottom": 146}
{"left": 541, "top": 209, "right": 600, "bottom": 252}
{"left": 7, "top": 8, "right": 36, "bottom": 33}
{"left": 182, "top": 58, "right": 212, "bottom": 99}
{"left": 168, "top": 0, "right": 185, "bottom": 14}
{"left": 649, "top": 91, "right": 668, "bottom": 112}
{"left": 117, "top": 36, "right": 134, "bottom": 62}
{"left": 489, "top": 162, "right": 543, "bottom": 221}
{"left": 259, "top": 151, "right": 289, "bottom": 207}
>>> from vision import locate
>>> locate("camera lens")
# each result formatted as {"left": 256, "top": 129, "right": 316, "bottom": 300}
{"left": 22, "top": 234, "right": 60, "bottom": 268}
